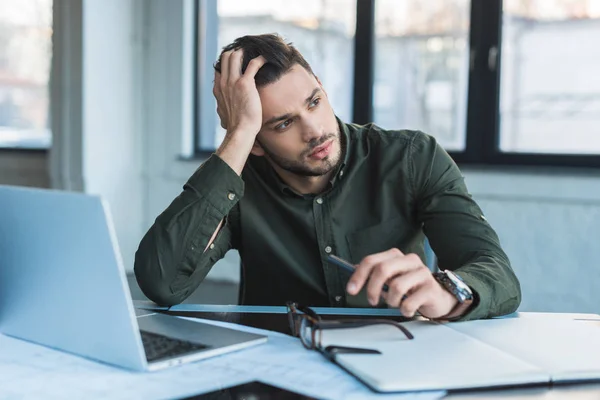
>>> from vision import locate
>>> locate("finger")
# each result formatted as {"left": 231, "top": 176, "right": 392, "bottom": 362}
{"left": 366, "top": 254, "right": 423, "bottom": 305}
{"left": 213, "top": 72, "right": 225, "bottom": 111}
{"left": 213, "top": 71, "right": 222, "bottom": 98}
{"left": 364, "top": 258, "right": 404, "bottom": 305}
{"left": 243, "top": 55, "right": 267, "bottom": 78}
{"left": 347, "top": 248, "right": 401, "bottom": 295}
{"left": 219, "top": 50, "right": 232, "bottom": 87}
{"left": 399, "top": 286, "right": 432, "bottom": 318}
{"left": 228, "top": 49, "right": 243, "bottom": 83}
{"left": 385, "top": 267, "right": 430, "bottom": 307}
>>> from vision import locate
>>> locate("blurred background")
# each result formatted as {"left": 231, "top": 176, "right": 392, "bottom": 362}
{"left": 1, "top": 0, "right": 598, "bottom": 312}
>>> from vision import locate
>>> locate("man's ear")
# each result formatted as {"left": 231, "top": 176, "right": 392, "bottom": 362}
{"left": 250, "top": 139, "right": 265, "bottom": 157}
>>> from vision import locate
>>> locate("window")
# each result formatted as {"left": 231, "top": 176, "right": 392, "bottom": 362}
{"left": 373, "top": 0, "right": 471, "bottom": 151}
{"left": 0, "top": 0, "right": 52, "bottom": 149}
{"left": 500, "top": 0, "right": 600, "bottom": 154}
{"left": 195, "top": 0, "right": 600, "bottom": 167}
{"left": 196, "top": 0, "right": 356, "bottom": 152}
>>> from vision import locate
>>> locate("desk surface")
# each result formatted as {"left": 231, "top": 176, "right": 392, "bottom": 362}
{"left": 135, "top": 302, "right": 600, "bottom": 399}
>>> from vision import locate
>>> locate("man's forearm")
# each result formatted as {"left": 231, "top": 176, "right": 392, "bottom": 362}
{"left": 134, "top": 155, "right": 243, "bottom": 305}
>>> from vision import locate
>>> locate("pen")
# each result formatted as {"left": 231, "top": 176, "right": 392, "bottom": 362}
{"left": 327, "top": 254, "right": 389, "bottom": 293}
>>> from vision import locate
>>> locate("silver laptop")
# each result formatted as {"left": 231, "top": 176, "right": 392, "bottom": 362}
{"left": 0, "top": 185, "right": 266, "bottom": 371}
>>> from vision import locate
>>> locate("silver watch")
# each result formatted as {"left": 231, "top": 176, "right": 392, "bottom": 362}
{"left": 433, "top": 270, "right": 473, "bottom": 303}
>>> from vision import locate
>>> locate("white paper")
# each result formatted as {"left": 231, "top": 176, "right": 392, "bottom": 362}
{"left": 0, "top": 333, "right": 251, "bottom": 400}
{"left": 0, "top": 316, "right": 446, "bottom": 400}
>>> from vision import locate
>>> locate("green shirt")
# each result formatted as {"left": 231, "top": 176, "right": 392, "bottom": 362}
{"left": 134, "top": 120, "right": 521, "bottom": 321}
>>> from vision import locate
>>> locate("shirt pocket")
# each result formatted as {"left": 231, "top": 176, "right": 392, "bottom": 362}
{"left": 345, "top": 216, "right": 408, "bottom": 264}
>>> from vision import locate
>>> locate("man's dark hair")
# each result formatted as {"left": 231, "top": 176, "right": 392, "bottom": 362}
{"left": 213, "top": 33, "right": 314, "bottom": 87}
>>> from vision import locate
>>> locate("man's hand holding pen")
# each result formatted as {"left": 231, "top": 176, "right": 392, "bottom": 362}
{"left": 345, "top": 248, "right": 460, "bottom": 319}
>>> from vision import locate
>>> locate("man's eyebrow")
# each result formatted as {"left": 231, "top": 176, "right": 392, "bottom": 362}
{"left": 264, "top": 113, "right": 292, "bottom": 127}
{"left": 304, "top": 87, "right": 321, "bottom": 105}
{"left": 263, "top": 87, "right": 322, "bottom": 127}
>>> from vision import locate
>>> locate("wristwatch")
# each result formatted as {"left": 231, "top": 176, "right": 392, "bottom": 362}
{"left": 432, "top": 270, "right": 474, "bottom": 321}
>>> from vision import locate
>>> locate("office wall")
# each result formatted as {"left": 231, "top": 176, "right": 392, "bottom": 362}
{"left": 465, "top": 169, "right": 600, "bottom": 314}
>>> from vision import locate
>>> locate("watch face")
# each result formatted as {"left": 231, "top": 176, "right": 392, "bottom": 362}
{"left": 444, "top": 270, "right": 473, "bottom": 302}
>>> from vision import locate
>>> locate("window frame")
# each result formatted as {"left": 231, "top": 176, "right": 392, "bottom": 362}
{"left": 194, "top": 0, "right": 600, "bottom": 169}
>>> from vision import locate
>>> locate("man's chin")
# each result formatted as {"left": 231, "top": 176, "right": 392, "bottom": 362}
{"left": 302, "top": 157, "right": 340, "bottom": 176}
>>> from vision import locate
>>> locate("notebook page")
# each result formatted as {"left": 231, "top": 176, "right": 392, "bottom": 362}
{"left": 319, "top": 320, "right": 548, "bottom": 392}
{"left": 447, "top": 317, "right": 600, "bottom": 382}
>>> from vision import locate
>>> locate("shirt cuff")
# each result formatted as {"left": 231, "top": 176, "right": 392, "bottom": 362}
{"left": 185, "top": 154, "right": 245, "bottom": 215}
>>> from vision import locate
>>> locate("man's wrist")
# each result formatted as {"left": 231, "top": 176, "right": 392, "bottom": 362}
{"left": 431, "top": 270, "right": 475, "bottom": 321}
{"left": 215, "top": 132, "right": 256, "bottom": 175}
{"left": 435, "top": 297, "right": 474, "bottom": 321}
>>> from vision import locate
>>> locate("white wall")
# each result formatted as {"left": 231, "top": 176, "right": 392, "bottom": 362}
{"left": 81, "top": 0, "right": 144, "bottom": 274}
{"left": 464, "top": 169, "right": 600, "bottom": 314}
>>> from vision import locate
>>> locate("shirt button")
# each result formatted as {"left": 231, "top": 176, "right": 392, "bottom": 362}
{"left": 339, "top": 170, "right": 344, "bottom": 177}
{"left": 316, "top": 198, "right": 323, "bottom": 204}
{"left": 209, "top": 243, "right": 215, "bottom": 250}
{"left": 325, "top": 246, "right": 332, "bottom": 254}
{"left": 227, "top": 193, "right": 236, "bottom": 200}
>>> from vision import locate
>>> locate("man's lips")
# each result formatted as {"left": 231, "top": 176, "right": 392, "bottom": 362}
{"left": 309, "top": 140, "right": 333, "bottom": 157}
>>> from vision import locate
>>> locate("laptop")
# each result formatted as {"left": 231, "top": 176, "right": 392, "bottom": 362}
{"left": 0, "top": 185, "right": 267, "bottom": 371}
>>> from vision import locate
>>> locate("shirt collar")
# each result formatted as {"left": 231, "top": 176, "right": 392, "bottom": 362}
{"left": 329, "top": 116, "right": 351, "bottom": 187}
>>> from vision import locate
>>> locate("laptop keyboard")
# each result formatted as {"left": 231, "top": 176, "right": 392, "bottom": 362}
{"left": 140, "top": 330, "right": 209, "bottom": 363}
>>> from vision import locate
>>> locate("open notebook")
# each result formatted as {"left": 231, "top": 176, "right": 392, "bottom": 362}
{"left": 315, "top": 316, "right": 600, "bottom": 393}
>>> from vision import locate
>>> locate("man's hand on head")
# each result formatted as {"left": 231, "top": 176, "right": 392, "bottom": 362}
{"left": 213, "top": 49, "right": 266, "bottom": 138}
{"left": 213, "top": 50, "right": 267, "bottom": 175}
{"left": 346, "top": 248, "right": 460, "bottom": 319}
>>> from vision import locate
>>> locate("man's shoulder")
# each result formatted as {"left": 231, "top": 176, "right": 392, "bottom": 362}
{"left": 344, "top": 122, "right": 434, "bottom": 151}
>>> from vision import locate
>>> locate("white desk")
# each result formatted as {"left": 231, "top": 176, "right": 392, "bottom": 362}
{"left": 1, "top": 307, "right": 598, "bottom": 399}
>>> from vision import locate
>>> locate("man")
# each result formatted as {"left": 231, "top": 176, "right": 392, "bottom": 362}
{"left": 135, "top": 34, "right": 521, "bottom": 322}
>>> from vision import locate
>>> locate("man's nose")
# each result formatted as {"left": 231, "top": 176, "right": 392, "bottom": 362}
{"left": 301, "top": 119, "right": 324, "bottom": 143}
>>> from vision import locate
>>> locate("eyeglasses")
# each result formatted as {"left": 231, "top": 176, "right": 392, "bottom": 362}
{"left": 285, "top": 301, "right": 414, "bottom": 350}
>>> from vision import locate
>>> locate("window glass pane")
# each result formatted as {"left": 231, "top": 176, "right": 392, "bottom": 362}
{"left": 373, "top": 0, "right": 470, "bottom": 151}
{"left": 500, "top": 0, "right": 600, "bottom": 154}
{"left": 206, "top": 0, "right": 356, "bottom": 150}
{"left": 0, "top": 0, "right": 52, "bottom": 149}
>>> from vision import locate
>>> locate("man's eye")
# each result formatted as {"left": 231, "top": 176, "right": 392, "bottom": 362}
{"left": 276, "top": 119, "right": 292, "bottom": 131}
{"left": 309, "top": 98, "right": 321, "bottom": 108}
